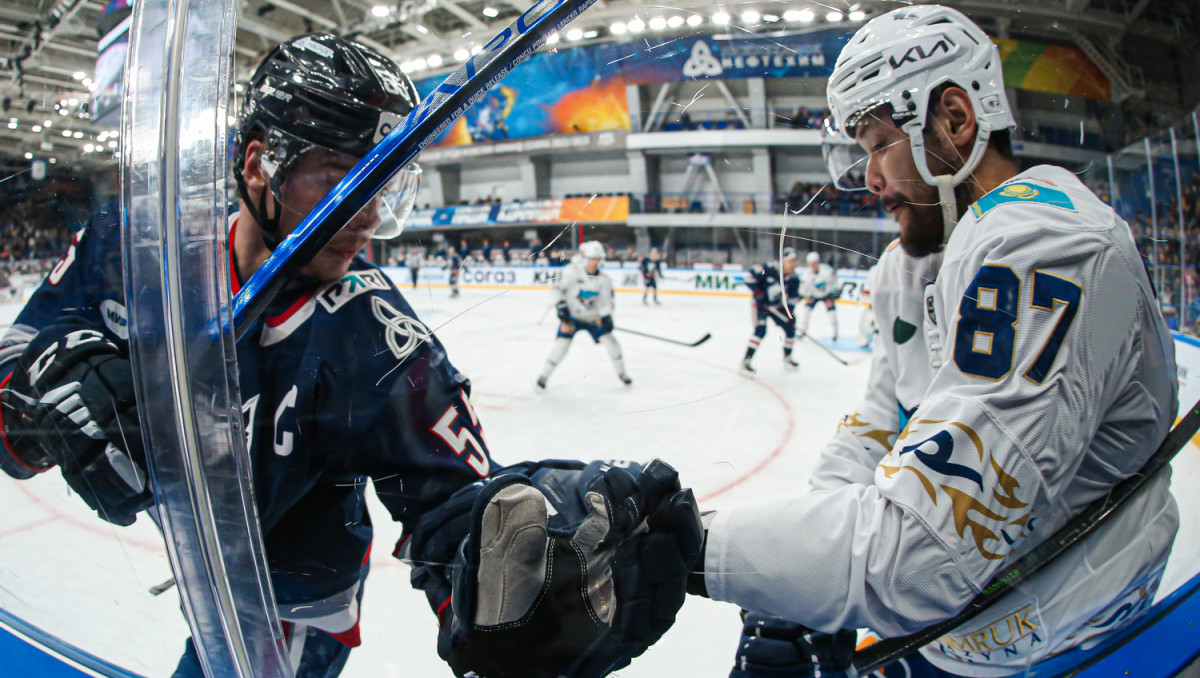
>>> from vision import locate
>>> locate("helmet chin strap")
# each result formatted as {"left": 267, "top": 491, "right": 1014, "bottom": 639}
{"left": 937, "top": 174, "right": 959, "bottom": 245}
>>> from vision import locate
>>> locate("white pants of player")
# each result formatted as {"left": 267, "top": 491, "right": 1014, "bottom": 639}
{"left": 799, "top": 298, "right": 838, "bottom": 339}
{"left": 538, "top": 333, "right": 627, "bottom": 383}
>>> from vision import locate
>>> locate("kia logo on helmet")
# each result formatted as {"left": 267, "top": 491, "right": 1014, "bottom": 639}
{"left": 888, "top": 39, "right": 950, "bottom": 70}
{"left": 884, "top": 36, "right": 955, "bottom": 78}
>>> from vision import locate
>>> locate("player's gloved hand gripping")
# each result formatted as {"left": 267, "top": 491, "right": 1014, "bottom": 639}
{"left": 730, "top": 612, "right": 857, "bottom": 678}
{"left": 0, "top": 316, "right": 151, "bottom": 526}
{"left": 407, "top": 459, "right": 703, "bottom": 678}
{"left": 556, "top": 301, "right": 572, "bottom": 323}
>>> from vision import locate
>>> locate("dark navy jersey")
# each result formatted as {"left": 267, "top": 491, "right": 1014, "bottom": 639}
{"left": 447, "top": 253, "right": 463, "bottom": 271}
{"left": 0, "top": 203, "right": 495, "bottom": 609}
{"left": 744, "top": 262, "right": 800, "bottom": 308}
{"left": 639, "top": 257, "right": 662, "bottom": 281}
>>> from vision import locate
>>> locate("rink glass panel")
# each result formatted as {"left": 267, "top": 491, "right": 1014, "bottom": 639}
{"left": 2, "top": 6, "right": 1200, "bottom": 678}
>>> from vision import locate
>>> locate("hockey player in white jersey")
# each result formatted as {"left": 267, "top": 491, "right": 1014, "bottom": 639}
{"left": 536, "top": 241, "right": 632, "bottom": 390}
{"left": 799, "top": 251, "right": 840, "bottom": 340}
{"left": 684, "top": 6, "right": 1180, "bottom": 677}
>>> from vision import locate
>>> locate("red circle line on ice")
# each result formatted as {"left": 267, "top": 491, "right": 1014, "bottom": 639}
{"left": 638, "top": 348, "right": 795, "bottom": 503}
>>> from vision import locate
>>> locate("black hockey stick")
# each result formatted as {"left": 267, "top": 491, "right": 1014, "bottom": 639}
{"left": 852, "top": 393, "right": 1200, "bottom": 675}
{"left": 765, "top": 306, "right": 850, "bottom": 365}
{"left": 616, "top": 326, "right": 711, "bottom": 347}
{"left": 231, "top": 0, "right": 599, "bottom": 339}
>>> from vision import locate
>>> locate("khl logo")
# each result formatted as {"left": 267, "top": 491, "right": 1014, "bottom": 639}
{"left": 683, "top": 40, "right": 723, "bottom": 78}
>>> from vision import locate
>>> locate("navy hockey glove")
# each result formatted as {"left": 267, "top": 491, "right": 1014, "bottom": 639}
{"left": 432, "top": 460, "right": 701, "bottom": 678}
{"left": 556, "top": 301, "right": 572, "bottom": 322}
{"left": 599, "top": 316, "right": 614, "bottom": 333}
{"left": 0, "top": 317, "right": 150, "bottom": 526}
{"left": 730, "top": 612, "right": 856, "bottom": 678}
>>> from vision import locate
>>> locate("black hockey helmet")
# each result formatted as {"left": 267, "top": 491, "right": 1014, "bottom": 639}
{"left": 234, "top": 33, "right": 422, "bottom": 243}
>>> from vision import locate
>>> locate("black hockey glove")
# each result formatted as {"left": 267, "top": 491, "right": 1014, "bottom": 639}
{"left": 599, "top": 316, "right": 614, "bottom": 333}
{"left": 415, "top": 459, "right": 701, "bottom": 678}
{"left": 0, "top": 317, "right": 150, "bottom": 526}
{"left": 730, "top": 612, "right": 856, "bottom": 678}
{"left": 556, "top": 301, "right": 572, "bottom": 322}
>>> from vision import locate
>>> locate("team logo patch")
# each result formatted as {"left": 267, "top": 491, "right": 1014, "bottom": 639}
{"left": 318, "top": 270, "right": 391, "bottom": 313}
{"left": 372, "top": 297, "right": 432, "bottom": 361}
{"left": 970, "top": 182, "right": 1076, "bottom": 220}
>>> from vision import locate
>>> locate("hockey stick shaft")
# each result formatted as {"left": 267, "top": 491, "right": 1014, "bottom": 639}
{"left": 852, "top": 393, "right": 1200, "bottom": 674}
{"left": 231, "top": 0, "right": 598, "bottom": 339}
{"left": 764, "top": 306, "right": 850, "bottom": 365}
{"left": 616, "top": 326, "right": 711, "bottom": 347}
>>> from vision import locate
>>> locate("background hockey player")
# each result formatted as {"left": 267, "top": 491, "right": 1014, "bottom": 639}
{"left": 799, "top": 251, "right": 840, "bottom": 341}
{"left": 641, "top": 247, "right": 664, "bottom": 305}
{"left": 741, "top": 248, "right": 801, "bottom": 375}
{"left": 673, "top": 7, "right": 1179, "bottom": 677}
{"left": 447, "top": 249, "right": 463, "bottom": 297}
{"left": 536, "top": 240, "right": 632, "bottom": 390}
{"left": 405, "top": 247, "right": 423, "bottom": 289}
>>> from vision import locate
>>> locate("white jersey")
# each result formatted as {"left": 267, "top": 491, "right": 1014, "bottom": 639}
{"left": 801, "top": 263, "right": 839, "bottom": 300}
{"left": 705, "top": 165, "right": 1179, "bottom": 676}
{"left": 554, "top": 262, "right": 614, "bottom": 323}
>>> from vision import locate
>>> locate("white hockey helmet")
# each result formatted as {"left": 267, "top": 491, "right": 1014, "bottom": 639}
{"left": 580, "top": 241, "right": 606, "bottom": 260}
{"left": 806, "top": 251, "right": 821, "bottom": 264}
{"left": 825, "top": 5, "right": 1014, "bottom": 229}
{"left": 781, "top": 247, "right": 798, "bottom": 261}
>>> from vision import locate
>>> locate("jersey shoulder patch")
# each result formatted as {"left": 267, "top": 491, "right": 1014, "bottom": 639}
{"left": 969, "top": 181, "right": 1076, "bottom": 220}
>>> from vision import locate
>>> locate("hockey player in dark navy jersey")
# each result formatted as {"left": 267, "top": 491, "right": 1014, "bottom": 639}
{"left": 0, "top": 33, "right": 450, "bottom": 677}
{"left": 740, "top": 248, "right": 802, "bottom": 375}
{"left": 0, "top": 32, "right": 703, "bottom": 678}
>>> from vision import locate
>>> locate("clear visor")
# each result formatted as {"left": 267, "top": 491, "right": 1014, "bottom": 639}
{"left": 263, "top": 147, "right": 422, "bottom": 240}
{"left": 821, "top": 118, "right": 870, "bottom": 191}
{"left": 373, "top": 162, "right": 422, "bottom": 239}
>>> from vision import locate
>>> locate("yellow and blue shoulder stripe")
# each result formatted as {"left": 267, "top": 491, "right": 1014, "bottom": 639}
{"left": 970, "top": 181, "right": 1076, "bottom": 220}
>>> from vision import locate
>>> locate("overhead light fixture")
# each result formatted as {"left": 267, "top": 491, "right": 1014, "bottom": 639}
{"left": 73, "top": 131, "right": 83, "bottom": 138}
{"left": 88, "top": 83, "right": 97, "bottom": 92}
{"left": 234, "top": 83, "right": 244, "bottom": 93}
{"left": 454, "top": 48, "right": 470, "bottom": 61}
{"left": 648, "top": 16, "right": 667, "bottom": 30}
{"left": 427, "top": 53, "right": 443, "bottom": 68}
{"left": 81, "top": 78, "right": 91, "bottom": 87}
{"left": 849, "top": 10, "right": 865, "bottom": 20}
{"left": 583, "top": 30, "right": 598, "bottom": 38}
{"left": 566, "top": 28, "right": 583, "bottom": 40}
{"left": 58, "top": 109, "right": 68, "bottom": 116}
{"left": 667, "top": 15, "right": 684, "bottom": 28}
{"left": 6, "top": 121, "right": 15, "bottom": 129}
{"left": 72, "top": 71, "right": 85, "bottom": 80}
{"left": 23, "top": 152, "right": 31, "bottom": 159}
{"left": 610, "top": 21, "right": 627, "bottom": 35}
{"left": 84, "top": 143, "right": 94, "bottom": 152}
{"left": 763, "top": 14, "right": 779, "bottom": 22}
{"left": 68, "top": 98, "right": 78, "bottom": 106}
{"left": 108, "top": 140, "right": 118, "bottom": 148}
{"left": 826, "top": 11, "right": 843, "bottom": 21}
{"left": 627, "top": 17, "right": 645, "bottom": 33}
{"left": 49, "top": 158, "right": 56, "bottom": 164}
{"left": 741, "top": 10, "right": 760, "bottom": 23}
{"left": 711, "top": 11, "right": 730, "bottom": 25}
{"left": 471, "top": 44, "right": 484, "bottom": 53}
{"left": 415, "top": 24, "right": 429, "bottom": 33}
{"left": 411, "top": 58, "right": 427, "bottom": 70}
{"left": 371, "top": 5, "right": 389, "bottom": 17}
{"left": 687, "top": 14, "right": 703, "bottom": 26}
{"left": 798, "top": 9, "right": 815, "bottom": 22}
{"left": 482, "top": 6, "right": 498, "bottom": 17}
{"left": 62, "top": 130, "right": 71, "bottom": 137}
{"left": 43, "top": 119, "right": 51, "bottom": 127}
{"left": 32, "top": 125, "right": 41, "bottom": 132}
{"left": 545, "top": 32, "right": 560, "bottom": 44}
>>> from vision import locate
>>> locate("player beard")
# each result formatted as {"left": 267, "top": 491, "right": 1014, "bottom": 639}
{"left": 898, "top": 135, "right": 973, "bottom": 258}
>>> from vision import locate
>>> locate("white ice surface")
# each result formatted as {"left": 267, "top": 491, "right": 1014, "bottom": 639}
{"left": 0, "top": 286, "right": 1196, "bottom": 677}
